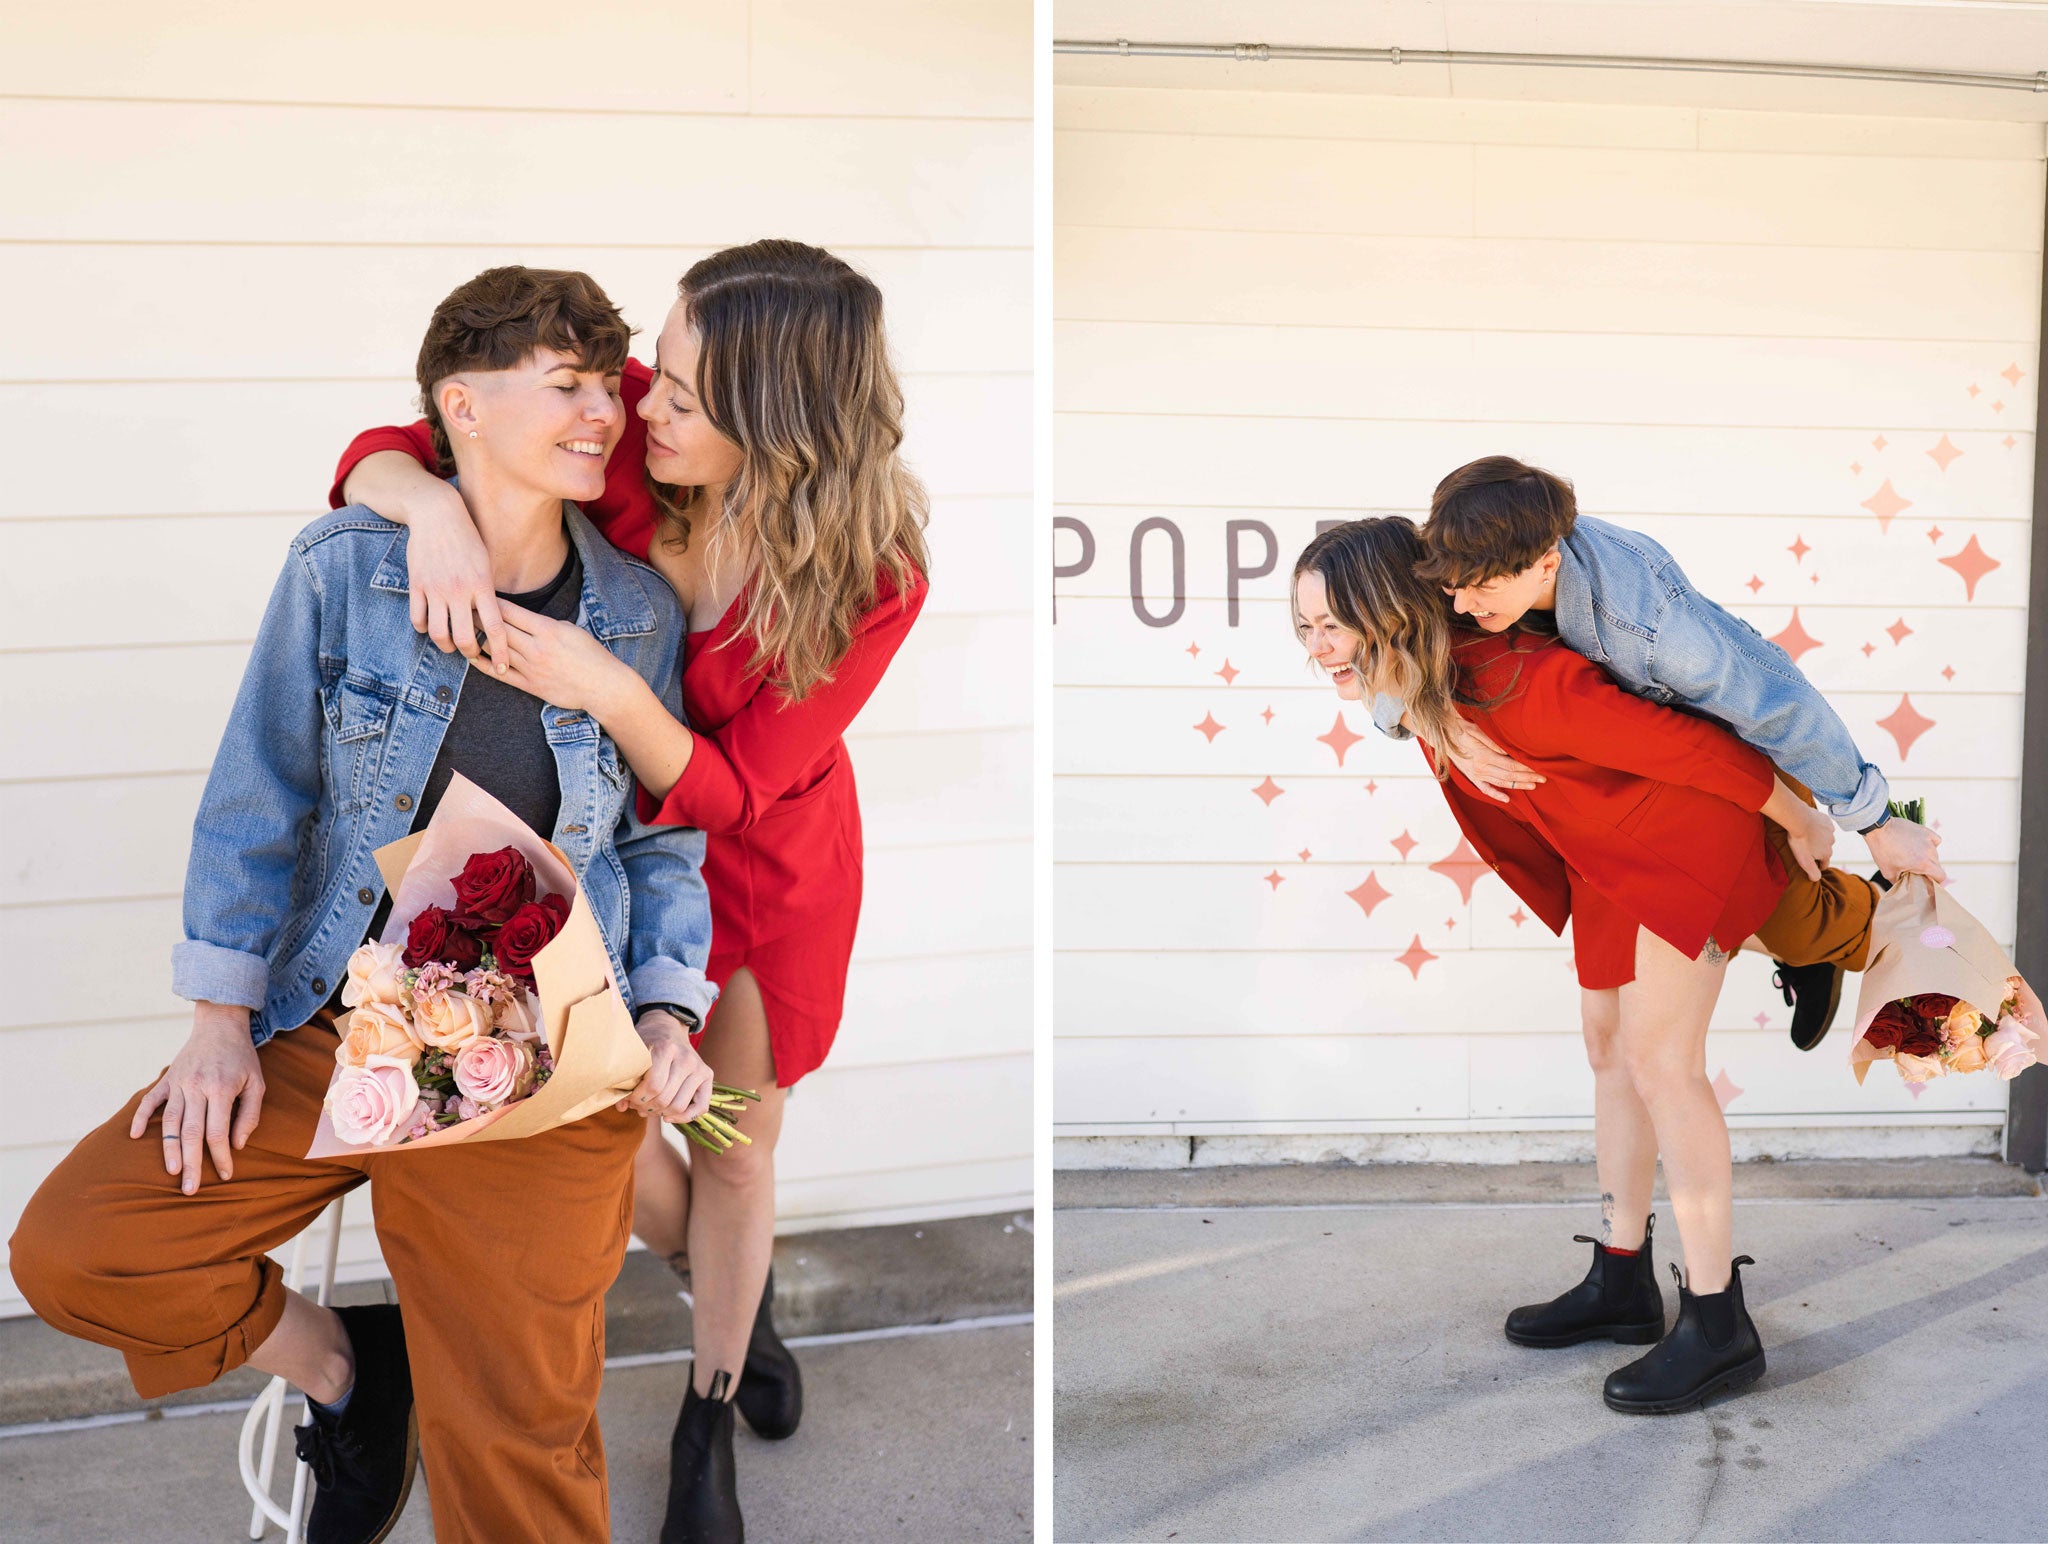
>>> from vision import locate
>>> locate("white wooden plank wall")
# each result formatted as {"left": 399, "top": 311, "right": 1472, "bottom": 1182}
{"left": 0, "top": 0, "right": 1033, "bottom": 1316}
{"left": 1053, "top": 85, "right": 2042, "bottom": 1157}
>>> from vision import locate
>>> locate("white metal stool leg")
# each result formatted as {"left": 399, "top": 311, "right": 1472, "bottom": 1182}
{"left": 237, "top": 1196, "right": 346, "bottom": 1542}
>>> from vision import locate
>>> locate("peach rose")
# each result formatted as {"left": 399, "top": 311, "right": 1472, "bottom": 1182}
{"left": 340, "top": 940, "right": 409, "bottom": 1009}
{"left": 1983, "top": 1014, "right": 2041, "bottom": 1081}
{"left": 453, "top": 1036, "right": 536, "bottom": 1110}
{"left": 413, "top": 988, "right": 493, "bottom": 1052}
{"left": 336, "top": 1002, "right": 423, "bottom": 1068}
{"left": 495, "top": 989, "right": 543, "bottom": 1043}
{"left": 1946, "top": 1031, "right": 1990, "bottom": 1075}
{"left": 326, "top": 1055, "right": 419, "bottom": 1146}
{"left": 1893, "top": 1052, "right": 1947, "bottom": 1085}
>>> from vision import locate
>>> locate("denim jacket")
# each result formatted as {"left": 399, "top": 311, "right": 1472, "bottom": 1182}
{"left": 1375, "top": 514, "right": 1889, "bottom": 830}
{"left": 171, "top": 504, "right": 717, "bottom": 1045}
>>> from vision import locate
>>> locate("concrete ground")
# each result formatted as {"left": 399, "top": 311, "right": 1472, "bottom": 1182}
{"left": 0, "top": 1321, "right": 1032, "bottom": 1543}
{"left": 1055, "top": 1163, "right": 2048, "bottom": 1543}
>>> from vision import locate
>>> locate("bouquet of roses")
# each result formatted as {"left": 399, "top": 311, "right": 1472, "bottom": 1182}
{"left": 1849, "top": 863, "right": 2040, "bottom": 1089}
{"left": 306, "top": 773, "right": 750, "bottom": 1156}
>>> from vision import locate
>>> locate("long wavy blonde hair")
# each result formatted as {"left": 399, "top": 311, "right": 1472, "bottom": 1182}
{"left": 652, "top": 239, "right": 930, "bottom": 702}
{"left": 1291, "top": 518, "right": 1524, "bottom": 778}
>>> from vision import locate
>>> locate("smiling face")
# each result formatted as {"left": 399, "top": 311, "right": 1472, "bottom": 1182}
{"left": 438, "top": 346, "right": 623, "bottom": 504}
{"left": 1443, "top": 548, "right": 1560, "bottom": 632}
{"left": 1295, "top": 568, "right": 1370, "bottom": 701}
{"left": 639, "top": 300, "right": 745, "bottom": 494}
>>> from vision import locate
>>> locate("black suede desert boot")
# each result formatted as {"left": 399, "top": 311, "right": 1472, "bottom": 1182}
{"left": 661, "top": 1370, "right": 744, "bottom": 1544}
{"left": 1504, "top": 1215, "right": 1665, "bottom": 1348}
{"left": 735, "top": 1267, "right": 803, "bottom": 1440}
{"left": 1604, "top": 1256, "right": 1766, "bottom": 1414}
{"left": 291, "top": 1303, "right": 418, "bottom": 1544}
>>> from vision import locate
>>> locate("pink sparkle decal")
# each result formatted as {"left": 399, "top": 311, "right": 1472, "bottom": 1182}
{"left": 1850, "top": 461, "right": 1862, "bottom": 475}
{"left": 1769, "top": 609, "right": 1822, "bottom": 664}
{"left": 1389, "top": 829, "right": 1419, "bottom": 860}
{"left": 1786, "top": 536, "right": 1811, "bottom": 563}
{"left": 1263, "top": 870, "right": 1285, "bottom": 891}
{"left": 1185, "top": 642, "right": 1201, "bottom": 660}
{"left": 1860, "top": 479, "right": 1911, "bottom": 532}
{"left": 1860, "top": 642, "right": 1876, "bottom": 658}
{"left": 1753, "top": 1012, "right": 1770, "bottom": 1029}
{"left": 1194, "top": 712, "right": 1225, "bottom": 743}
{"left": 2002, "top": 362, "right": 2024, "bottom": 386}
{"left": 1744, "top": 574, "right": 1764, "bottom": 594}
{"left": 1926, "top": 434, "right": 1963, "bottom": 472}
{"left": 1251, "top": 776, "right": 1285, "bottom": 806}
{"left": 1428, "top": 839, "right": 1492, "bottom": 905}
{"left": 1260, "top": 706, "right": 1275, "bottom": 725}
{"left": 1926, "top": 525, "right": 1944, "bottom": 544}
{"left": 2004, "top": 435, "right": 2018, "bottom": 450}
{"left": 1710, "top": 1070, "right": 1744, "bottom": 1110}
{"left": 1298, "top": 847, "right": 1312, "bottom": 863}
{"left": 1508, "top": 907, "right": 1528, "bottom": 928}
{"left": 1394, "top": 934, "right": 1439, "bottom": 980}
{"left": 1967, "top": 384, "right": 1981, "bottom": 397}
{"left": 1994, "top": 400, "right": 2006, "bottom": 413}
{"left": 1941, "top": 665, "right": 1956, "bottom": 681}
{"left": 1444, "top": 917, "right": 1457, "bottom": 932}
{"left": 1363, "top": 780, "right": 1379, "bottom": 796}
{"left": 1938, "top": 535, "right": 2001, "bottom": 601}
{"left": 1876, "top": 695, "right": 1936, "bottom": 761}
{"left": 1885, "top": 617, "right": 1914, "bottom": 646}
{"left": 1347, "top": 872, "right": 1392, "bottom": 917}
{"left": 1317, "top": 713, "right": 1365, "bottom": 767}
{"left": 1872, "top": 434, "right": 1889, "bottom": 450}
{"left": 1214, "top": 659, "right": 1240, "bottom": 686}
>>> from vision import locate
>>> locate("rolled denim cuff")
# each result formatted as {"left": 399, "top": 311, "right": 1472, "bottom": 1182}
{"left": 170, "top": 939, "right": 271, "bottom": 1011}
{"left": 1372, "top": 692, "right": 1413, "bottom": 740}
{"left": 1830, "top": 764, "right": 1893, "bottom": 833}
{"left": 626, "top": 961, "right": 719, "bottom": 1024}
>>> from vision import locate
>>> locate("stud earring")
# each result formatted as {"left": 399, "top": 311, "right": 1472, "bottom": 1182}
{"left": 468, "top": 430, "right": 479, "bottom": 439}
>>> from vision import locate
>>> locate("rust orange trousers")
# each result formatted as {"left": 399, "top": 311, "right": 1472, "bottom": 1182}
{"left": 1750, "top": 775, "right": 1881, "bottom": 973}
{"left": 9, "top": 1008, "right": 640, "bottom": 1543}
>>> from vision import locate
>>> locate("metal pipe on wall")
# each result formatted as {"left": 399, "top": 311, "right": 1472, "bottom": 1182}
{"left": 1054, "top": 37, "right": 2048, "bottom": 92}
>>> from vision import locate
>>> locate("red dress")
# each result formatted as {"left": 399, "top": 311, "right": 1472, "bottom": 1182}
{"left": 1427, "top": 631, "right": 1787, "bottom": 989}
{"left": 330, "top": 360, "right": 926, "bottom": 1084}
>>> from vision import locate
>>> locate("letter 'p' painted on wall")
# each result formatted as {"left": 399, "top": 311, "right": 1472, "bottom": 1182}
{"left": 1225, "top": 520, "right": 1276, "bottom": 627}
{"left": 1129, "top": 517, "right": 1185, "bottom": 628}
{"left": 1052, "top": 516, "right": 1096, "bottom": 624}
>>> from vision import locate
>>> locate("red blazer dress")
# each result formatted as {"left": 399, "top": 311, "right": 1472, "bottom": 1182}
{"left": 1426, "top": 631, "right": 1786, "bottom": 989}
{"left": 330, "top": 359, "right": 927, "bottom": 1084}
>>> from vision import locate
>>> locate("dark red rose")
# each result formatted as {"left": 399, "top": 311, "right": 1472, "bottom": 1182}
{"left": 1869, "top": 995, "right": 1947, "bottom": 1057}
{"left": 539, "top": 892, "right": 571, "bottom": 927}
{"left": 494, "top": 897, "right": 568, "bottom": 986}
{"left": 451, "top": 847, "right": 535, "bottom": 928}
{"left": 1863, "top": 999, "right": 1915, "bottom": 1051}
{"left": 403, "top": 905, "right": 484, "bottom": 971}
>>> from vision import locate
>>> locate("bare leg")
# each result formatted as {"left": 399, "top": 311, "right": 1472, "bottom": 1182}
{"left": 1582, "top": 986, "right": 1656, "bottom": 1251}
{"left": 247, "top": 1287, "right": 354, "bottom": 1404}
{"left": 633, "top": 1112, "right": 694, "bottom": 1285}
{"left": 684, "top": 967, "right": 788, "bottom": 1400}
{"left": 1617, "top": 930, "right": 1734, "bottom": 1293}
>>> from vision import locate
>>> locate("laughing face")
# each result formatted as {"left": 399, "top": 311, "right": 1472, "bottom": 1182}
{"left": 1441, "top": 549, "right": 1561, "bottom": 632}
{"left": 1295, "top": 569, "right": 1369, "bottom": 701}
{"left": 438, "top": 345, "right": 624, "bottom": 504}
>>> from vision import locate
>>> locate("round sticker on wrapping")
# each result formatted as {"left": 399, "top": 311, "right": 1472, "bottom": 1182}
{"left": 1920, "top": 925, "right": 1956, "bottom": 950}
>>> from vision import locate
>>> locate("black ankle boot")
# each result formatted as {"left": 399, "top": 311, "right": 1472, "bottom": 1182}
{"left": 1505, "top": 1215, "right": 1665, "bottom": 1348}
{"left": 1604, "top": 1256, "right": 1766, "bottom": 1414}
{"left": 735, "top": 1267, "right": 803, "bottom": 1441}
{"left": 661, "top": 1371, "right": 743, "bottom": 1544}
{"left": 291, "top": 1303, "right": 419, "bottom": 1544}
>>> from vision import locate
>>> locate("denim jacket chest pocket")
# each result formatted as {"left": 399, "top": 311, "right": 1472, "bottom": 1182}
{"left": 324, "top": 674, "right": 399, "bottom": 809}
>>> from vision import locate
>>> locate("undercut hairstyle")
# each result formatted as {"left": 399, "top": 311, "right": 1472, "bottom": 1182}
{"left": 416, "top": 266, "right": 633, "bottom": 473}
{"left": 656, "top": 239, "right": 930, "bottom": 703}
{"left": 1292, "top": 517, "right": 1528, "bottom": 781}
{"left": 1416, "top": 456, "right": 1579, "bottom": 590}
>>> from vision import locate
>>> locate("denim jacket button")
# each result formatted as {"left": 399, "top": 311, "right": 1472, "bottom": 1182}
{"left": 395, "top": 793, "right": 413, "bottom": 811}
{"left": 311, "top": 977, "right": 327, "bottom": 995}
{"left": 357, "top": 886, "right": 375, "bottom": 904}
{"left": 435, "top": 685, "right": 453, "bottom": 702}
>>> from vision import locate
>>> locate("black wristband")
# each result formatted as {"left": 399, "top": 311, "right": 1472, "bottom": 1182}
{"left": 640, "top": 1002, "right": 701, "bottom": 1034}
{"left": 1858, "top": 809, "right": 1893, "bottom": 837}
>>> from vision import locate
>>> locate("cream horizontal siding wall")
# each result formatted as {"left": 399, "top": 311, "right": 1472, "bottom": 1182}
{"left": 0, "top": 1, "right": 1032, "bottom": 1316}
{"left": 1053, "top": 84, "right": 2040, "bottom": 1161}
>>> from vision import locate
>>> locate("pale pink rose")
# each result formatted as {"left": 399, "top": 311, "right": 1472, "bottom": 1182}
{"left": 453, "top": 1036, "right": 536, "bottom": 1109}
{"left": 326, "top": 1056, "right": 420, "bottom": 1146}
{"left": 336, "top": 1002, "right": 424, "bottom": 1068}
{"left": 1893, "top": 1052, "right": 1947, "bottom": 1086}
{"left": 495, "top": 989, "right": 543, "bottom": 1043}
{"left": 1983, "top": 1014, "right": 2041, "bottom": 1081}
{"left": 340, "top": 940, "right": 409, "bottom": 1009}
{"left": 413, "top": 988, "right": 493, "bottom": 1052}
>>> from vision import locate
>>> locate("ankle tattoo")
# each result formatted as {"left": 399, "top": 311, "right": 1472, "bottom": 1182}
{"left": 662, "top": 1250, "right": 692, "bottom": 1291}
{"left": 1599, "top": 1191, "right": 1616, "bottom": 1245}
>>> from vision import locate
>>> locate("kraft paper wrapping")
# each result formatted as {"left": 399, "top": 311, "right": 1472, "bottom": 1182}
{"left": 1847, "top": 873, "right": 2017, "bottom": 1086}
{"left": 306, "top": 773, "right": 651, "bottom": 1156}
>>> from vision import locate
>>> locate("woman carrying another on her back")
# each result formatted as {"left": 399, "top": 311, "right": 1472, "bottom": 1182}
{"left": 332, "top": 239, "right": 929, "bottom": 1541}
{"left": 1291, "top": 516, "right": 1825, "bottom": 1415}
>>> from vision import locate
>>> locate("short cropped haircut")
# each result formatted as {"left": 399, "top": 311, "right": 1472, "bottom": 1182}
{"left": 416, "top": 266, "right": 633, "bottom": 471}
{"left": 1416, "top": 456, "right": 1578, "bottom": 588}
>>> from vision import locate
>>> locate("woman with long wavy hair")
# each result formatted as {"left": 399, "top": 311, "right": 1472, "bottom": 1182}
{"left": 331, "top": 239, "right": 929, "bottom": 1541}
{"left": 1291, "top": 516, "right": 1825, "bottom": 1415}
